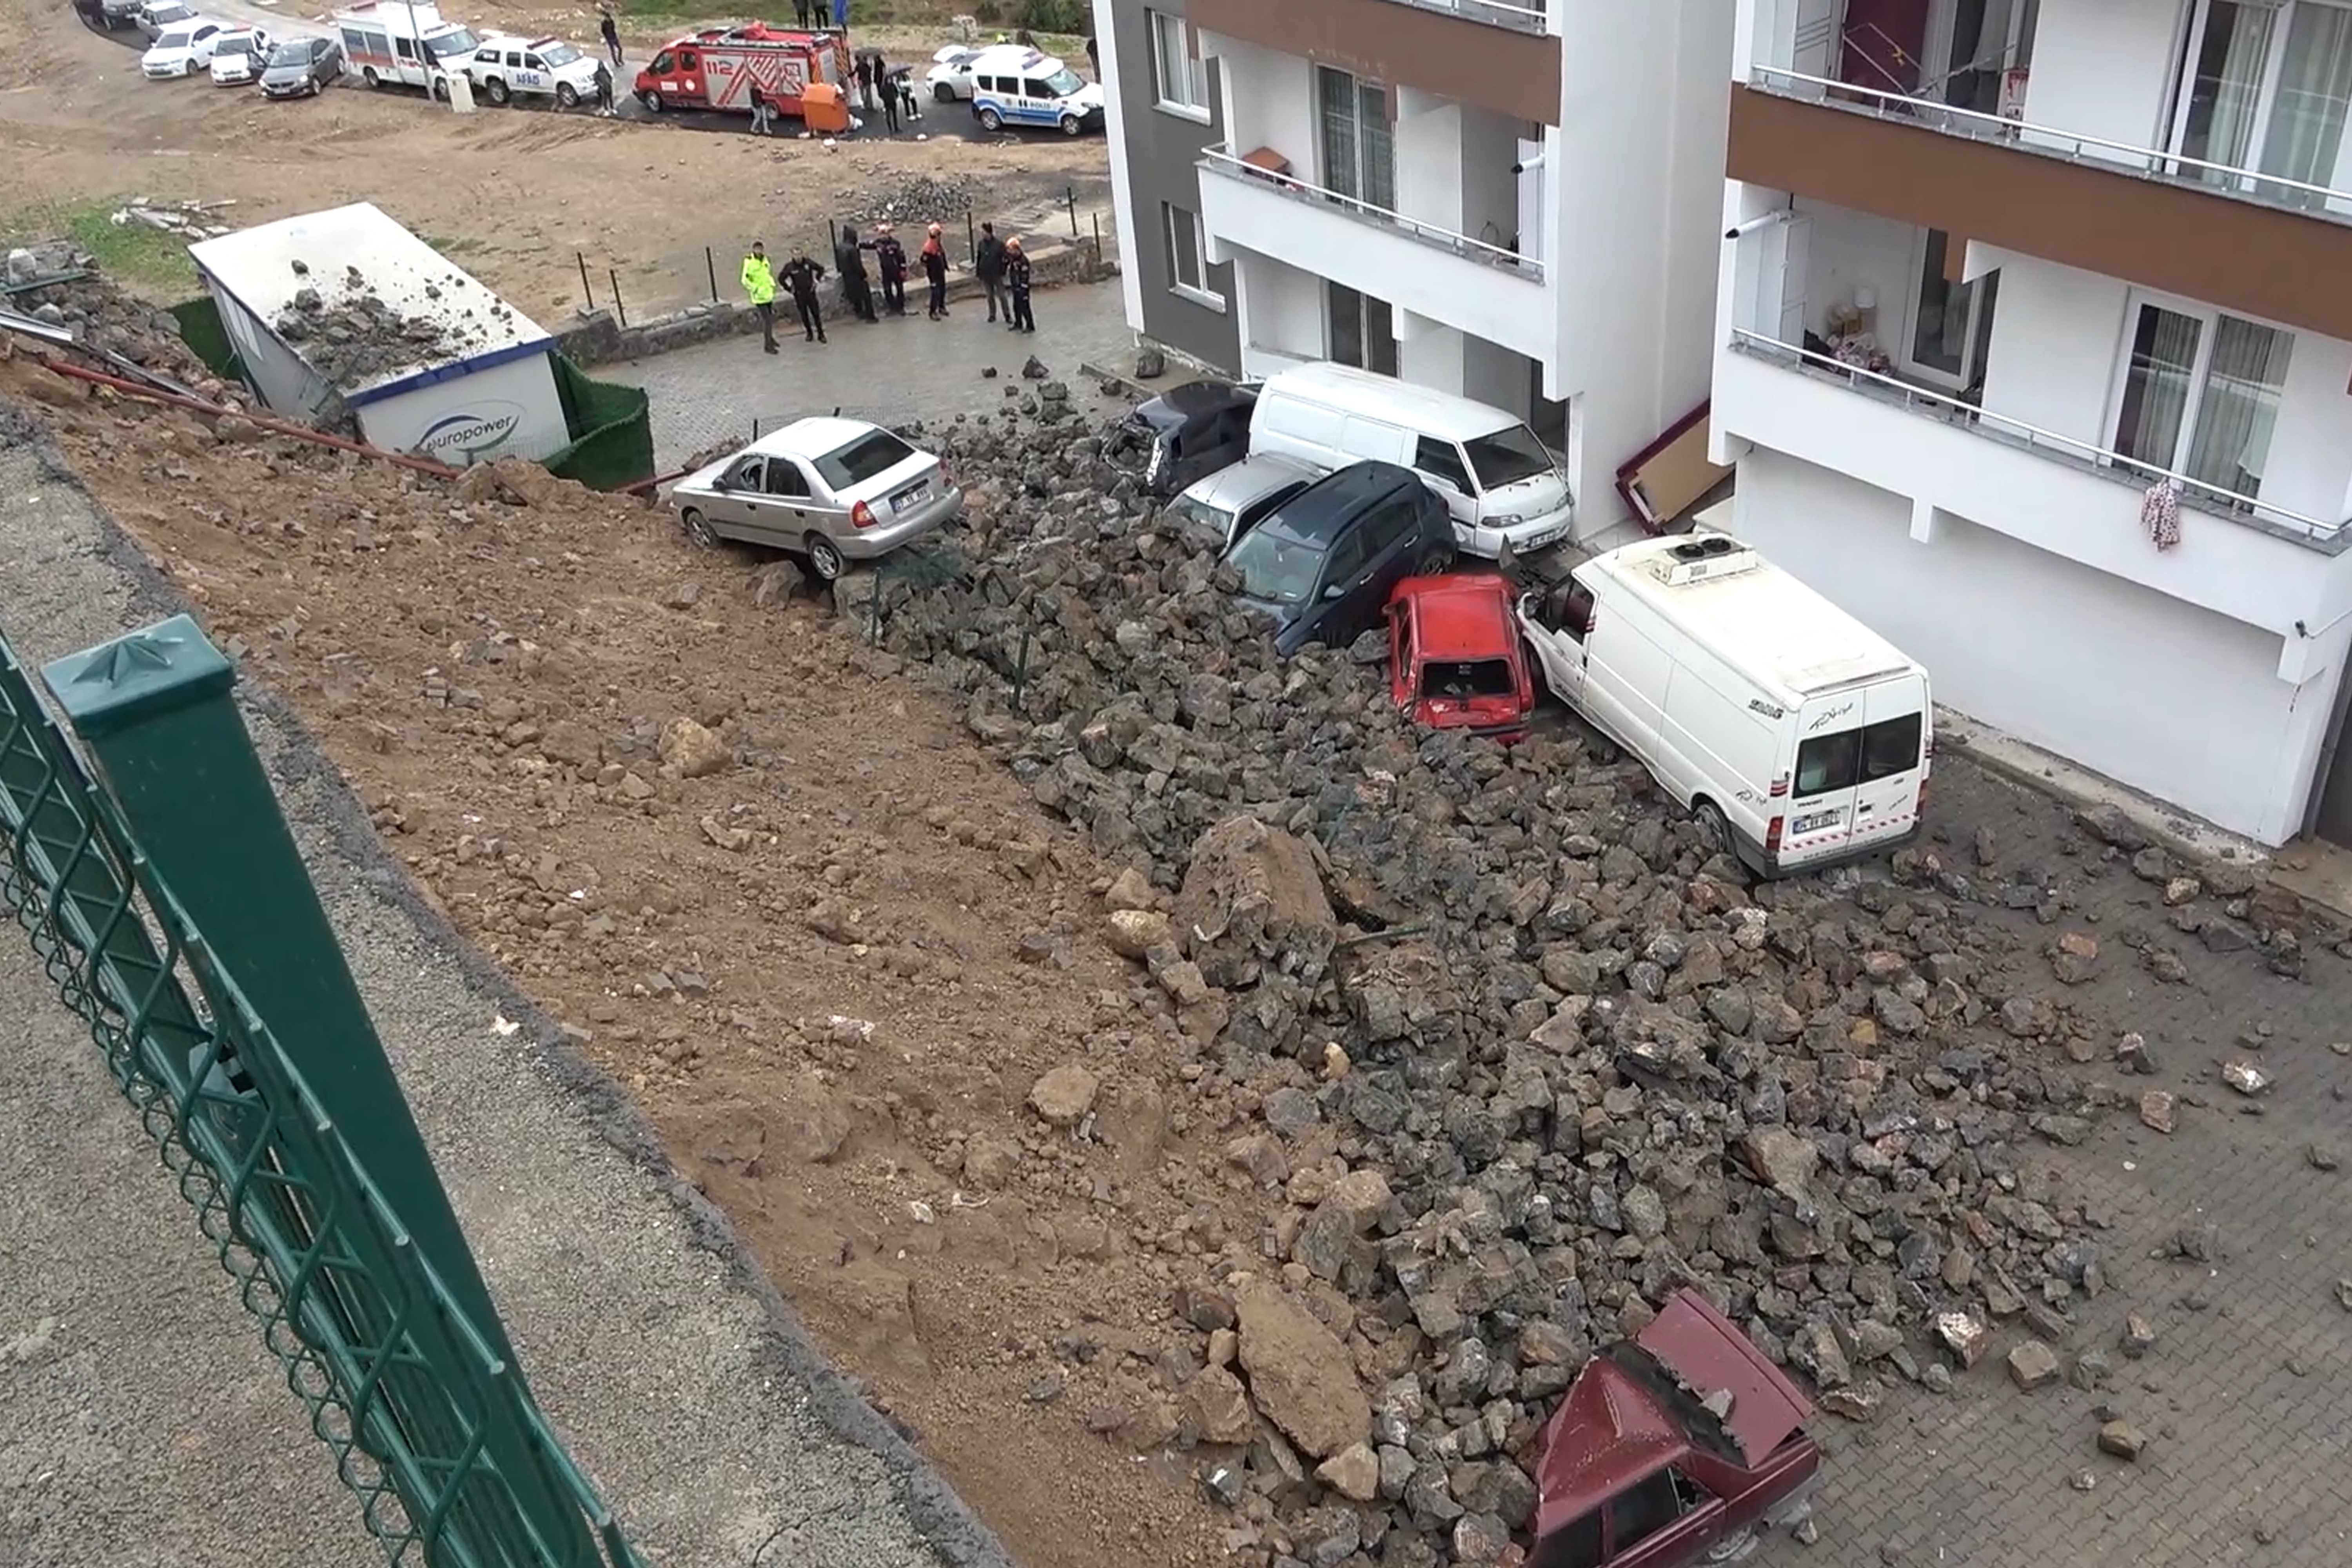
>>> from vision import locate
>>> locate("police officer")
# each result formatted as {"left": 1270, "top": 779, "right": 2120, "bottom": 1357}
{"left": 873, "top": 222, "right": 909, "bottom": 316}
{"left": 780, "top": 251, "right": 828, "bottom": 343}
{"left": 834, "top": 223, "right": 879, "bottom": 323}
{"left": 741, "top": 241, "right": 780, "bottom": 354}
{"left": 1004, "top": 235, "right": 1034, "bottom": 334}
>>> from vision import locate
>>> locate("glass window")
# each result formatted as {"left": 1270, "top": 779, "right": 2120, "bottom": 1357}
{"left": 724, "top": 457, "right": 764, "bottom": 491}
{"left": 1041, "top": 66, "right": 1083, "bottom": 96}
{"left": 1164, "top": 204, "right": 1207, "bottom": 294}
{"left": 1533, "top": 1509, "right": 1603, "bottom": 1568}
{"left": 1148, "top": 9, "right": 1205, "bottom": 113}
{"left": 1463, "top": 425, "right": 1554, "bottom": 490}
{"left": 766, "top": 461, "right": 809, "bottom": 498}
{"left": 1226, "top": 529, "right": 1324, "bottom": 603}
{"left": 2112, "top": 299, "right": 2292, "bottom": 499}
{"left": 677, "top": 48, "right": 698, "bottom": 69}
{"left": 1328, "top": 283, "right": 1397, "bottom": 377}
{"left": 2114, "top": 303, "right": 2201, "bottom": 469}
{"left": 1365, "top": 497, "right": 1417, "bottom": 555}
{"left": 1323, "top": 528, "right": 1368, "bottom": 586}
{"left": 1414, "top": 437, "right": 1474, "bottom": 494}
{"left": 1862, "top": 711, "right": 1924, "bottom": 781}
{"left": 813, "top": 430, "right": 916, "bottom": 491}
{"left": 1316, "top": 65, "right": 1394, "bottom": 208}
{"left": 650, "top": 49, "right": 673, "bottom": 71}
{"left": 1794, "top": 728, "right": 1862, "bottom": 799}
{"left": 1425, "top": 660, "right": 1517, "bottom": 698}
{"left": 1613, "top": 1465, "right": 1710, "bottom": 1554}
{"left": 2170, "top": 0, "right": 2352, "bottom": 209}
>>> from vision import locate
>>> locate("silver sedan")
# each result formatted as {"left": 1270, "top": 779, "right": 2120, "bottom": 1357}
{"left": 668, "top": 417, "right": 963, "bottom": 582}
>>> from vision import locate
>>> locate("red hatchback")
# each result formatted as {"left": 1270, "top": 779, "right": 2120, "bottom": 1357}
{"left": 1530, "top": 1290, "right": 1820, "bottom": 1568}
{"left": 1385, "top": 574, "right": 1536, "bottom": 741}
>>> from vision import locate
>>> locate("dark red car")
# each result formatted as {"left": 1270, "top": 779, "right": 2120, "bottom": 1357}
{"left": 1385, "top": 574, "right": 1536, "bottom": 741}
{"left": 1530, "top": 1289, "right": 1819, "bottom": 1568}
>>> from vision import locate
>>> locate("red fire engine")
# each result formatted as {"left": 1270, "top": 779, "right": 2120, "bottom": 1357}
{"left": 633, "top": 23, "right": 849, "bottom": 116}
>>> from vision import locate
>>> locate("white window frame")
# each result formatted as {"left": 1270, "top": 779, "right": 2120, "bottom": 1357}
{"left": 1147, "top": 9, "right": 1208, "bottom": 122}
{"left": 2102, "top": 287, "right": 2296, "bottom": 499}
{"left": 2163, "top": 0, "right": 2352, "bottom": 198}
{"left": 1163, "top": 203, "right": 1223, "bottom": 310}
{"left": 1896, "top": 227, "right": 1997, "bottom": 393}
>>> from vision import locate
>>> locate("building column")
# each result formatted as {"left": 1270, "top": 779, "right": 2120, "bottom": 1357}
{"left": 1393, "top": 86, "right": 1464, "bottom": 233}
{"left": 1397, "top": 310, "right": 1466, "bottom": 395}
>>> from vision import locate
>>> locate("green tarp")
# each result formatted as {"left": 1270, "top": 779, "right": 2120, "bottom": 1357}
{"left": 544, "top": 352, "right": 655, "bottom": 492}
{"left": 167, "top": 294, "right": 246, "bottom": 383}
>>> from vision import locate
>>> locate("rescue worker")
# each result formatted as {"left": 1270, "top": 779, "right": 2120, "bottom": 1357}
{"left": 920, "top": 223, "right": 949, "bottom": 320}
{"left": 748, "top": 82, "right": 775, "bottom": 135}
{"left": 780, "top": 251, "right": 828, "bottom": 343}
{"left": 1005, "top": 235, "right": 1034, "bottom": 334}
{"left": 742, "top": 241, "right": 780, "bottom": 354}
{"left": 599, "top": 5, "right": 621, "bottom": 66}
{"left": 592, "top": 57, "right": 615, "bottom": 116}
{"left": 873, "top": 222, "right": 909, "bottom": 316}
{"left": 834, "top": 224, "right": 879, "bottom": 323}
{"left": 974, "top": 220, "right": 1007, "bottom": 323}
{"left": 852, "top": 54, "right": 874, "bottom": 114}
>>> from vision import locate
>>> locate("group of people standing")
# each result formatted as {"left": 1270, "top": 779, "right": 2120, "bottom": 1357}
{"left": 740, "top": 219, "right": 1034, "bottom": 354}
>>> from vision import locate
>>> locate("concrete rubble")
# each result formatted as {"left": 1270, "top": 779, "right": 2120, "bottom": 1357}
{"left": 272, "top": 259, "right": 508, "bottom": 402}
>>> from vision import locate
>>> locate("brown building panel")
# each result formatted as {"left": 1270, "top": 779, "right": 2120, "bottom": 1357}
{"left": 1727, "top": 84, "right": 2352, "bottom": 345}
{"left": 1189, "top": 0, "right": 1561, "bottom": 126}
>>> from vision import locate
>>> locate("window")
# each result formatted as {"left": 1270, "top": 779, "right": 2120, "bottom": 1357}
{"left": 1148, "top": 10, "right": 1207, "bottom": 116}
{"left": 1327, "top": 283, "right": 1397, "bottom": 377}
{"left": 765, "top": 461, "right": 809, "bottom": 499}
{"left": 1322, "top": 528, "right": 1368, "bottom": 588}
{"left": 2111, "top": 297, "right": 2294, "bottom": 500}
{"left": 1163, "top": 203, "right": 1220, "bottom": 307}
{"left": 1427, "top": 661, "right": 1518, "bottom": 699}
{"left": 1316, "top": 65, "right": 1395, "bottom": 209}
{"left": 1907, "top": 229, "right": 2001, "bottom": 395}
{"left": 1022, "top": 75, "right": 1054, "bottom": 98}
{"left": 1613, "top": 1466, "right": 1712, "bottom": 1554}
{"left": 2170, "top": 0, "right": 2352, "bottom": 206}
{"left": 722, "top": 457, "right": 765, "bottom": 492}
{"left": 1364, "top": 496, "right": 1418, "bottom": 556}
{"left": 506, "top": 50, "right": 523, "bottom": 67}
{"left": 395, "top": 36, "right": 416, "bottom": 59}
{"left": 1533, "top": 1509, "right": 1603, "bottom": 1568}
{"left": 1414, "top": 437, "right": 1474, "bottom": 495}
{"left": 649, "top": 49, "right": 673, "bottom": 72}
{"left": 813, "top": 430, "right": 916, "bottom": 492}
{"left": 677, "top": 48, "right": 698, "bottom": 71}
{"left": 1463, "top": 425, "right": 1554, "bottom": 490}
{"left": 1795, "top": 728, "right": 1862, "bottom": 799}
{"left": 1227, "top": 528, "right": 1323, "bottom": 603}
{"left": 1862, "top": 711, "right": 1924, "bottom": 781}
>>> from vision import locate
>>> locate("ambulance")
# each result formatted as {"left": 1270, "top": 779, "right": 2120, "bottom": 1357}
{"left": 632, "top": 23, "right": 850, "bottom": 117}
{"left": 332, "top": 0, "right": 479, "bottom": 94}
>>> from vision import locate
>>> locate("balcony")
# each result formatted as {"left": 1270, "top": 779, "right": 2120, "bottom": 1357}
{"left": 1188, "top": 0, "right": 1561, "bottom": 125}
{"left": 1712, "top": 327, "right": 2352, "bottom": 641}
{"left": 1728, "top": 70, "right": 2352, "bottom": 343}
{"left": 1197, "top": 144, "right": 1548, "bottom": 354}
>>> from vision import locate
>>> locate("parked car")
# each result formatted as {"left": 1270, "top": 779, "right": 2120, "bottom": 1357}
{"left": 669, "top": 417, "right": 962, "bottom": 583}
{"left": 922, "top": 42, "right": 980, "bottom": 102}
{"left": 466, "top": 33, "right": 599, "bottom": 106}
{"left": 1164, "top": 453, "right": 1320, "bottom": 553}
{"left": 1384, "top": 575, "right": 1535, "bottom": 742}
{"left": 1222, "top": 461, "right": 1454, "bottom": 657}
{"left": 260, "top": 35, "right": 346, "bottom": 98}
{"left": 1107, "top": 379, "right": 1257, "bottom": 499}
{"left": 1515, "top": 532, "right": 1932, "bottom": 877}
{"left": 1532, "top": 1288, "right": 1820, "bottom": 1567}
{"left": 135, "top": 0, "right": 192, "bottom": 40}
{"left": 142, "top": 18, "right": 225, "bottom": 77}
{"left": 207, "top": 26, "right": 273, "bottom": 84}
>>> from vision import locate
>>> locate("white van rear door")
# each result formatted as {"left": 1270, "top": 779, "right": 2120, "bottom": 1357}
{"left": 1782, "top": 696, "right": 1865, "bottom": 863}
{"left": 1849, "top": 676, "right": 1929, "bottom": 849}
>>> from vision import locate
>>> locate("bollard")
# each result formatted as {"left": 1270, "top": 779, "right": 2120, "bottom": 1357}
{"left": 577, "top": 250, "right": 596, "bottom": 310}
{"left": 1091, "top": 211, "right": 1102, "bottom": 268}
{"left": 966, "top": 208, "right": 977, "bottom": 265}
{"left": 706, "top": 245, "right": 720, "bottom": 302}
{"left": 1066, "top": 184, "right": 1078, "bottom": 236}
{"left": 610, "top": 268, "right": 627, "bottom": 327}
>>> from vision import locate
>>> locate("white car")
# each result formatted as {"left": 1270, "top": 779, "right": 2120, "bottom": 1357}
{"left": 143, "top": 18, "right": 224, "bottom": 76}
{"left": 465, "top": 33, "right": 599, "bottom": 106}
{"left": 207, "top": 26, "right": 272, "bottom": 84}
{"left": 134, "top": 0, "right": 191, "bottom": 40}
{"left": 922, "top": 43, "right": 981, "bottom": 103}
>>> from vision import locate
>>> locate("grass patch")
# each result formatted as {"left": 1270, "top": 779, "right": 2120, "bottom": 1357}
{"left": 2, "top": 196, "right": 200, "bottom": 298}
{"left": 424, "top": 234, "right": 490, "bottom": 256}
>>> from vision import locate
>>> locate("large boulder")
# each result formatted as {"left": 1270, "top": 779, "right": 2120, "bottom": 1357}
{"left": 1235, "top": 1279, "right": 1369, "bottom": 1459}
{"left": 1174, "top": 816, "right": 1337, "bottom": 990}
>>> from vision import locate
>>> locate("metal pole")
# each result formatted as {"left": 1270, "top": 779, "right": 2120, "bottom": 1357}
{"left": 1011, "top": 621, "right": 1033, "bottom": 714}
{"left": 966, "top": 209, "right": 976, "bottom": 265}
{"left": 609, "top": 269, "right": 627, "bottom": 327}
{"left": 706, "top": 245, "right": 719, "bottom": 301}
{"left": 1066, "top": 185, "right": 1078, "bottom": 236}
{"left": 577, "top": 251, "right": 595, "bottom": 310}
{"left": 1091, "top": 211, "right": 1101, "bottom": 267}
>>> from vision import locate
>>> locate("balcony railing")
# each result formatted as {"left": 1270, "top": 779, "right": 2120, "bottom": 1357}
{"left": 1727, "top": 327, "right": 2348, "bottom": 547}
{"left": 1748, "top": 65, "right": 2352, "bottom": 224}
{"left": 1377, "top": 0, "right": 1549, "bottom": 35}
{"left": 1199, "top": 143, "right": 1544, "bottom": 280}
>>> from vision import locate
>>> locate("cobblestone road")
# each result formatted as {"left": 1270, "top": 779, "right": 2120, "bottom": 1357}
{"left": 1750, "top": 760, "right": 2352, "bottom": 1568}
{"left": 600, "top": 277, "right": 1139, "bottom": 470}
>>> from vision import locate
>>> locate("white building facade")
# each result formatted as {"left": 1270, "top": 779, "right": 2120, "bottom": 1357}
{"left": 1714, "top": 0, "right": 2352, "bottom": 846}
{"left": 1095, "top": 0, "right": 1738, "bottom": 541}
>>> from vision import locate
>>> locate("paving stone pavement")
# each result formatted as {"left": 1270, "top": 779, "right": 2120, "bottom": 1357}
{"left": 600, "top": 277, "right": 1141, "bottom": 470}
{"left": 1748, "top": 760, "right": 2352, "bottom": 1568}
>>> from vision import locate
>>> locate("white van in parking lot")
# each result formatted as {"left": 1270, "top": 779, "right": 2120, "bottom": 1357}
{"left": 1247, "top": 361, "right": 1573, "bottom": 559}
{"left": 1517, "top": 532, "right": 1932, "bottom": 877}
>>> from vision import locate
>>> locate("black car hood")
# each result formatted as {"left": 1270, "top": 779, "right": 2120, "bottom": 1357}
{"left": 1131, "top": 381, "right": 1253, "bottom": 432}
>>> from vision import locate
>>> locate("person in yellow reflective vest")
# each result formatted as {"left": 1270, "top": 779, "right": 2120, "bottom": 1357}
{"left": 742, "top": 241, "right": 779, "bottom": 355}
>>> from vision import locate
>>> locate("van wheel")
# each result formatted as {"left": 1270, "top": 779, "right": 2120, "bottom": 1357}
{"left": 430, "top": 75, "right": 450, "bottom": 100}
{"left": 976, "top": 104, "right": 1002, "bottom": 131}
{"left": 933, "top": 81, "right": 955, "bottom": 103}
{"left": 361, "top": 64, "right": 380, "bottom": 87}
{"left": 804, "top": 533, "right": 846, "bottom": 583}
{"left": 1058, "top": 112, "right": 1082, "bottom": 135}
{"left": 640, "top": 88, "right": 664, "bottom": 111}
{"left": 679, "top": 508, "right": 717, "bottom": 548}
{"left": 484, "top": 76, "right": 510, "bottom": 105}
{"left": 556, "top": 81, "right": 579, "bottom": 107}
{"left": 1692, "top": 799, "right": 1737, "bottom": 862}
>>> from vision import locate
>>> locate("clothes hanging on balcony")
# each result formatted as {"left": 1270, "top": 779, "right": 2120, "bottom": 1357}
{"left": 2141, "top": 477, "right": 2183, "bottom": 552}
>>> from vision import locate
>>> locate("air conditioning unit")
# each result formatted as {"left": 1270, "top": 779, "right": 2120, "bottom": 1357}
{"left": 1662, "top": 534, "right": 1759, "bottom": 586}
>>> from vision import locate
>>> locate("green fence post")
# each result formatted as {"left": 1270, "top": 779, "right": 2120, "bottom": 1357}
{"left": 42, "top": 615, "right": 516, "bottom": 1362}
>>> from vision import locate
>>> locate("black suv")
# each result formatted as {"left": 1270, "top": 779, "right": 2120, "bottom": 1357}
{"left": 1223, "top": 461, "right": 1455, "bottom": 657}
{"left": 1106, "top": 380, "right": 1256, "bottom": 498}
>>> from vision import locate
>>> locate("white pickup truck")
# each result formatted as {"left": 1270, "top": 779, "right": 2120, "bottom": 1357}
{"left": 463, "top": 33, "right": 599, "bottom": 106}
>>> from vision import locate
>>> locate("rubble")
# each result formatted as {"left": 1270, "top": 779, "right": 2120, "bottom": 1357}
{"left": 838, "top": 171, "right": 983, "bottom": 231}
{"left": 271, "top": 267, "right": 503, "bottom": 399}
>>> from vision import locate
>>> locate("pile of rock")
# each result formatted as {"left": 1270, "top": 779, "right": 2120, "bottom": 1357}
{"left": 836, "top": 402, "right": 2154, "bottom": 1564}
{"left": 838, "top": 171, "right": 982, "bottom": 232}
{"left": 2, "top": 242, "right": 230, "bottom": 392}
{"left": 273, "top": 261, "right": 504, "bottom": 398}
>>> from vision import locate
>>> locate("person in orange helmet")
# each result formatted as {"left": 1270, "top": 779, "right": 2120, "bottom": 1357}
{"left": 920, "top": 222, "right": 951, "bottom": 319}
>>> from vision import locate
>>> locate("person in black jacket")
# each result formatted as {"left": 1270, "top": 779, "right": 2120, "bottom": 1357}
{"left": 919, "top": 223, "right": 950, "bottom": 319}
{"left": 973, "top": 220, "right": 1007, "bottom": 323}
{"left": 852, "top": 54, "right": 874, "bottom": 112}
{"left": 780, "top": 252, "right": 828, "bottom": 342}
{"left": 872, "top": 223, "right": 908, "bottom": 316}
{"left": 599, "top": 5, "right": 621, "bottom": 66}
{"left": 1004, "top": 235, "right": 1034, "bottom": 333}
{"left": 834, "top": 224, "right": 880, "bottom": 322}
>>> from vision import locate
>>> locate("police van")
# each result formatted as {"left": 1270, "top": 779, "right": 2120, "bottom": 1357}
{"left": 465, "top": 32, "right": 599, "bottom": 106}
{"left": 966, "top": 45, "right": 1103, "bottom": 136}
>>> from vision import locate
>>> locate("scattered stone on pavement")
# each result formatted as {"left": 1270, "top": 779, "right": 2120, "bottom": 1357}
{"left": 2007, "top": 1341, "right": 2062, "bottom": 1391}
{"left": 2098, "top": 1419, "right": 2149, "bottom": 1460}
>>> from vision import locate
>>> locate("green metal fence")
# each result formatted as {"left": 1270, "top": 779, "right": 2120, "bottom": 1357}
{"left": 0, "top": 621, "right": 643, "bottom": 1568}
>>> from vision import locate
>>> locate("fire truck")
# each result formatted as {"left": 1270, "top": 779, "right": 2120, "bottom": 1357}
{"left": 632, "top": 23, "right": 850, "bottom": 116}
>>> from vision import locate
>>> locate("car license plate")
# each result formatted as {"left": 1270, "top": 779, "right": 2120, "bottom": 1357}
{"left": 1518, "top": 522, "right": 1568, "bottom": 551}
{"left": 1791, "top": 808, "right": 1845, "bottom": 835}
{"left": 893, "top": 485, "right": 927, "bottom": 514}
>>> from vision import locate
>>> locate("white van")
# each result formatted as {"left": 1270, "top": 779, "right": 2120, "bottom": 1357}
{"left": 1247, "top": 361, "right": 1573, "bottom": 559}
{"left": 1517, "top": 532, "right": 1932, "bottom": 877}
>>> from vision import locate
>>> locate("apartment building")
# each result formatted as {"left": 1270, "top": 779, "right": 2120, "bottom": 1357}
{"left": 1714, "top": 0, "right": 2352, "bottom": 846}
{"left": 1091, "top": 0, "right": 1738, "bottom": 540}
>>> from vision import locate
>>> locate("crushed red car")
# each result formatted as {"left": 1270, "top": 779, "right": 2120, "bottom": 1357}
{"left": 1530, "top": 1289, "right": 1819, "bottom": 1567}
{"left": 1385, "top": 573, "right": 1536, "bottom": 741}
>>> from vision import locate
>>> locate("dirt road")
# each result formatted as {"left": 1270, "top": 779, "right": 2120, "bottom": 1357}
{"left": 0, "top": 0, "right": 1112, "bottom": 321}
